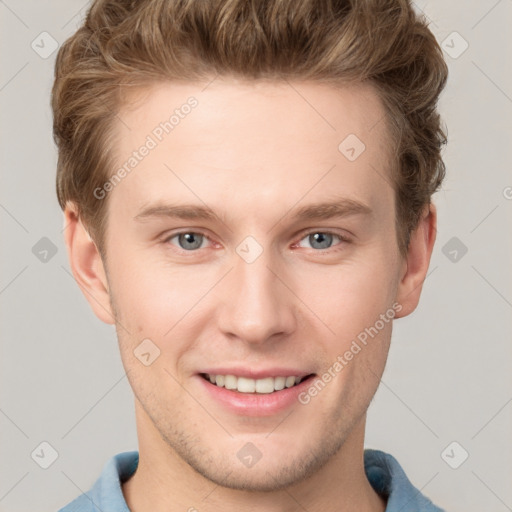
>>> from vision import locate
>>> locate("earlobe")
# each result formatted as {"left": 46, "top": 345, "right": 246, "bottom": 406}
{"left": 394, "top": 203, "right": 437, "bottom": 318}
{"left": 63, "top": 203, "right": 115, "bottom": 325}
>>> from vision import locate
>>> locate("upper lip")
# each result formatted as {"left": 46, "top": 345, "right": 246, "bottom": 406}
{"left": 199, "top": 367, "right": 314, "bottom": 379}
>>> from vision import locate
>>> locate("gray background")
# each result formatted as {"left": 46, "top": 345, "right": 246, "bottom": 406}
{"left": 1, "top": 1, "right": 511, "bottom": 511}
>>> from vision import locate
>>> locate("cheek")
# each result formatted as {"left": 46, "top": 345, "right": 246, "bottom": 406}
{"left": 296, "top": 256, "right": 399, "bottom": 341}
{"left": 107, "top": 248, "right": 184, "bottom": 321}
{"left": 107, "top": 250, "right": 217, "bottom": 365}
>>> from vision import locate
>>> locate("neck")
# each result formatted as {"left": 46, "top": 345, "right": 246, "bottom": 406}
{"left": 122, "top": 403, "right": 386, "bottom": 512}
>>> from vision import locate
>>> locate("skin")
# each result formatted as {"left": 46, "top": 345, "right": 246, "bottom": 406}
{"left": 64, "top": 77, "right": 436, "bottom": 512}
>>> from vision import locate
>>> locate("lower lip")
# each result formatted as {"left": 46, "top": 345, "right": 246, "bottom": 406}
{"left": 196, "top": 374, "right": 315, "bottom": 417}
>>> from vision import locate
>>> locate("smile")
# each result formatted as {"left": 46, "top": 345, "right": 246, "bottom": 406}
{"left": 200, "top": 373, "right": 314, "bottom": 394}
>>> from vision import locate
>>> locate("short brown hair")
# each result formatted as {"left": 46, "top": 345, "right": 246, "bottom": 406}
{"left": 52, "top": 0, "right": 448, "bottom": 255}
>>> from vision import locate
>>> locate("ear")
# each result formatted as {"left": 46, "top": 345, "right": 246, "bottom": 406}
{"left": 63, "top": 202, "right": 115, "bottom": 325}
{"left": 394, "top": 203, "right": 437, "bottom": 318}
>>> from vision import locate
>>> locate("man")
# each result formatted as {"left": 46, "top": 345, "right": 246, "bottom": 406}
{"left": 54, "top": 0, "right": 448, "bottom": 510}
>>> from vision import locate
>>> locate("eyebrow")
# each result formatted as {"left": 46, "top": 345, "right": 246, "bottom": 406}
{"left": 133, "top": 198, "right": 372, "bottom": 224}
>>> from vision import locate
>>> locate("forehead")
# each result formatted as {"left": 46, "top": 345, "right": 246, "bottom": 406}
{"left": 108, "top": 78, "right": 394, "bottom": 222}
{"left": 118, "top": 78, "right": 390, "bottom": 150}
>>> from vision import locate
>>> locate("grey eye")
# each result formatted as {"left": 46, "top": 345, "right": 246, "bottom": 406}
{"left": 309, "top": 232, "right": 333, "bottom": 249}
{"left": 300, "top": 232, "right": 341, "bottom": 250}
{"left": 172, "top": 232, "right": 205, "bottom": 251}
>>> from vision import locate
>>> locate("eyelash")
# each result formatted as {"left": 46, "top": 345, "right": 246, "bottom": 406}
{"left": 162, "top": 229, "right": 351, "bottom": 254}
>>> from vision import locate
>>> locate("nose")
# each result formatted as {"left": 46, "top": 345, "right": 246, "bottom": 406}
{"left": 216, "top": 244, "right": 297, "bottom": 347}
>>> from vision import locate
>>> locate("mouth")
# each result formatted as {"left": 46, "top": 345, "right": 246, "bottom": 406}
{"left": 197, "top": 370, "right": 318, "bottom": 416}
{"left": 199, "top": 372, "right": 316, "bottom": 394}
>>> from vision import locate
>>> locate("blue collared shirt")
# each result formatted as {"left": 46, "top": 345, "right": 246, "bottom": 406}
{"left": 58, "top": 449, "right": 445, "bottom": 511}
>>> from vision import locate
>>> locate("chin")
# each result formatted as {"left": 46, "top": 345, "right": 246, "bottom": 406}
{"left": 188, "top": 458, "right": 316, "bottom": 492}
{"left": 168, "top": 430, "right": 346, "bottom": 493}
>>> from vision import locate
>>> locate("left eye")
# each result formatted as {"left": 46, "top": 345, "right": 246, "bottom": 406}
{"left": 167, "top": 232, "right": 209, "bottom": 251}
{"left": 297, "top": 231, "right": 345, "bottom": 250}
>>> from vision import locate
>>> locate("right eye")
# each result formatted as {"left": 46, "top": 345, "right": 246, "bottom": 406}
{"left": 164, "top": 231, "right": 212, "bottom": 251}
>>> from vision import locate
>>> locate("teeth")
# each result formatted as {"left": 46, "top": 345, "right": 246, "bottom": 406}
{"left": 205, "top": 374, "right": 306, "bottom": 393}
{"left": 255, "top": 377, "right": 274, "bottom": 394}
{"left": 224, "top": 374, "right": 237, "bottom": 390}
{"left": 237, "top": 377, "right": 255, "bottom": 393}
{"left": 274, "top": 376, "right": 286, "bottom": 390}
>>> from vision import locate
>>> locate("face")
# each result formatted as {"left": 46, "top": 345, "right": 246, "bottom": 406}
{"left": 76, "top": 78, "right": 418, "bottom": 491}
